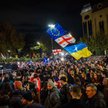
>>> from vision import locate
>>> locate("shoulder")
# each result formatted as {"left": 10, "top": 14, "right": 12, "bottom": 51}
{"left": 25, "top": 103, "right": 45, "bottom": 108}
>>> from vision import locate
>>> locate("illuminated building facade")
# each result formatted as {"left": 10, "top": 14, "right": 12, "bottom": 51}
{"left": 81, "top": 1, "right": 108, "bottom": 38}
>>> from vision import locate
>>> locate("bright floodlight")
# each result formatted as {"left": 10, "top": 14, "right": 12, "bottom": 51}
{"left": 61, "top": 52, "right": 64, "bottom": 56}
{"left": 61, "top": 57, "right": 64, "bottom": 61}
{"left": 48, "top": 24, "right": 55, "bottom": 28}
{"left": 37, "top": 42, "right": 40, "bottom": 45}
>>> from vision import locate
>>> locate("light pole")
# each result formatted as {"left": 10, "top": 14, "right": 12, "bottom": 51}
{"left": 48, "top": 24, "right": 55, "bottom": 57}
{"left": 36, "top": 41, "right": 42, "bottom": 58}
{"left": 7, "top": 50, "right": 11, "bottom": 58}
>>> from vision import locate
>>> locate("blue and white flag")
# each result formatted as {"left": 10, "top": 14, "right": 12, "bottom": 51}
{"left": 47, "top": 23, "right": 67, "bottom": 40}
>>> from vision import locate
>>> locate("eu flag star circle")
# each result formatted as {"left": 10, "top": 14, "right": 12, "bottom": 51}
{"left": 50, "top": 28, "right": 60, "bottom": 36}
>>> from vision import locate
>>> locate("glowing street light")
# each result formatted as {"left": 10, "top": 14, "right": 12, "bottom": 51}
{"left": 37, "top": 42, "right": 40, "bottom": 45}
{"left": 60, "top": 52, "right": 65, "bottom": 56}
{"left": 48, "top": 24, "right": 55, "bottom": 29}
{"left": 48, "top": 24, "right": 55, "bottom": 55}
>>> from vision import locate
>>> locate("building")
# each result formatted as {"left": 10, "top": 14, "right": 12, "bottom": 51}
{"left": 81, "top": 1, "right": 108, "bottom": 38}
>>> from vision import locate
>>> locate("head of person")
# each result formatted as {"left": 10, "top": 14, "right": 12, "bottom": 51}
{"left": 14, "top": 81, "right": 23, "bottom": 90}
{"left": 47, "top": 80, "right": 55, "bottom": 90}
{"left": 21, "top": 91, "right": 33, "bottom": 105}
{"left": 69, "top": 69, "right": 74, "bottom": 76}
{"left": 59, "top": 76, "right": 67, "bottom": 86}
{"left": 103, "top": 78, "right": 108, "bottom": 87}
{"left": 86, "top": 83, "right": 97, "bottom": 98}
{"left": 70, "top": 85, "right": 82, "bottom": 99}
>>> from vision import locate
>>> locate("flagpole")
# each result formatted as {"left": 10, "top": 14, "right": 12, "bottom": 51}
{"left": 51, "top": 37, "right": 54, "bottom": 58}
{"left": 48, "top": 24, "right": 55, "bottom": 58}
{"left": 2, "top": 69, "right": 3, "bottom": 82}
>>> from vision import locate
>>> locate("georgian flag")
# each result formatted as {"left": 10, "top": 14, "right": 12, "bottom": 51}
{"left": 55, "top": 33, "right": 76, "bottom": 48}
{"left": 52, "top": 49, "right": 62, "bottom": 55}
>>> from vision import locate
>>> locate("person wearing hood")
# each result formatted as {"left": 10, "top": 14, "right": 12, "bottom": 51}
{"left": 85, "top": 83, "right": 106, "bottom": 108}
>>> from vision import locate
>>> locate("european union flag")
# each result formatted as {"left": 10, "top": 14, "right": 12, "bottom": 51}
{"left": 47, "top": 23, "right": 67, "bottom": 40}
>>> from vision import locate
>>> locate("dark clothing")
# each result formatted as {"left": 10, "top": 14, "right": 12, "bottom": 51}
{"left": 40, "top": 89, "right": 48, "bottom": 105}
{"left": 0, "top": 95, "right": 9, "bottom": 106}
{"left": 67, "top": 73, "right": 75, "bottom": 84}
{"left": 85, "top": 91, "right": 106, "bottom": 108}
{"left": 9, "top": 95, "right": 22, "bottom": 108}
{"left": 23, "top": 103, "right": 45, "bottom": 108}
{"left": 44, "top": 87, "right": 61, "bottom": 108}
{"left": 103, "top": 88, "right": 108, "bottom": 107}
{"left": 61, "top": 99, "right": 85, "bottom": 108}
{"left": 60, "top": 84, "right": 71, "bottom": 104}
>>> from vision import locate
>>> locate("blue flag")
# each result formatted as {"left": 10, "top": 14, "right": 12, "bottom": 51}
{"left": 64, "top": 42, "right": 87, "bottom": 54}
{"left": 64, "top": 42, "right": 92, "bottom": 60}
{"left": 47, "top": 23, "right": 67, "bottom": 40}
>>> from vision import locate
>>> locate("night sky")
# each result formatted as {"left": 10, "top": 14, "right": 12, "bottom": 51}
{"left": 0, "top": 0, "right": 101, "bottom": 38}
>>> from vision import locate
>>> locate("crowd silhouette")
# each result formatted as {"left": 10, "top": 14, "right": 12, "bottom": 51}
{"left": 0, "top": 56, "right": 108, "bottom": 108}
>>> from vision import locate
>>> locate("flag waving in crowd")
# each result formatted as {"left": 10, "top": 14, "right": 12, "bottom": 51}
{"left": 55, "top": 33, "right": 76, "bottom": 48}
{"left": 64, "top": 42, "right": 92, "bottom": 60}
{"left": 47, "top": 23, "right": 92, "bottom": 60}
{"left": 52, "top": 49, "right": 62, "bottom": 55}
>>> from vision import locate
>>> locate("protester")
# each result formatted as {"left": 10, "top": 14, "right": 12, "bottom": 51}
{"left": 44, "top": 80, "right": 61, "bottom": 108}
{"left": 85, "top": 83, "right": 106, "bottom": 108}
{"left": 61, "top": 85, "right": 85, "bottom": 108}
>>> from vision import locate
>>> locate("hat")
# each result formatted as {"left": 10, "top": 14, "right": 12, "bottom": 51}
{"left": 22, "top": 91, "right": 33, "bottom": 101}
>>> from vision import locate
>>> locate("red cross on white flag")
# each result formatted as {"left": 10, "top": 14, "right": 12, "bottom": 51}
{"left": 55, "top": 33, "right": 76, "bottom": 48}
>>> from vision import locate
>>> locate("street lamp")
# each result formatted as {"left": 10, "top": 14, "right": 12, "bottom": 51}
{"left": 48, "top": 24, "right": 55, "bottom": 56}
{"left": 48, "top": 24, "right": 55, "bottom": 29}
{"left": 7, "top": 50, "right": 11, "bottom": 58}
{"left": 37, "top": 41, "right": 40, "bottom": 45}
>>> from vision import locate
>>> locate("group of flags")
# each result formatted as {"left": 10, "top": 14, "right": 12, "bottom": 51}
{"left": 47, "top": 23, "right": 92, "bottom": 60}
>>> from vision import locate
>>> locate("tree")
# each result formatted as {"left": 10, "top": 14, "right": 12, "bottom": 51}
{"left": 80, "top": 33, "right": 108, "bottom": 55}
{"left": 39, "top": 34, "right": 61, "bottom": 53}
{"left": 0, "top": 22, "right": 25, "bottom": 56}
{"left": 94, "top": 33, "right": 108, "bottom": 55}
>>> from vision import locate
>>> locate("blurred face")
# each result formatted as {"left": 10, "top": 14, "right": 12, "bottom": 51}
{"left": 94, "top": 73, "right": 98, "bottom": 79}
{"left": 60, "top": 80, "right": 65, "bottom": 87}
{"left": 103, "top": 78, "right": 108, "bottom": 86}
{"left": 47, "top": 84, "right": 52, "bottom": 90}
{"left": 70, "top": 71, "right": 74, "bottom": 76}
{"left": 81, "top": 72, "right": 86, "bottom": 78}
{"left": 86, "top": 87, "right": 96, "bottom": 98}
{"left": 21, "top": 98, "right": 27, "bottom": 105}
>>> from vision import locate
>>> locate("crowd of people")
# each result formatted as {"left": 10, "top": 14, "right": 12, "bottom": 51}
{"left": 0, "top": 56, "right": 108, "bottom": 108}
